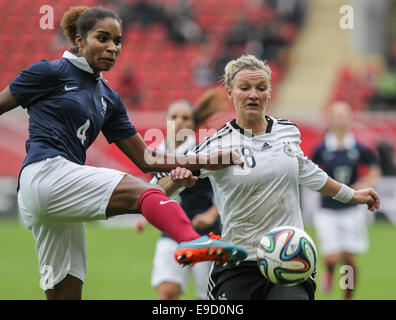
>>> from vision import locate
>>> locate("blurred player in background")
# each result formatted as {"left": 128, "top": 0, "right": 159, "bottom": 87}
{"left": 160, "top": 54, "right": 381, "bottom": 300}
{"left": 135, "top": 99, "right": 221, "bottom": 300}
{"left": 312, "top": 101, "right": 381, "bottom": 300}
{"left": 0, "top": 6, "right": 247, "bottom": 300}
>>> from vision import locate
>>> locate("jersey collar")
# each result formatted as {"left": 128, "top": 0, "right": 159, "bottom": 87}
{"left": 324, "top": 132, "right": 356, "bottom": 151}
{"left": 230, "top": 116, "right": 273, "bottom": 137}
{"left": 62, "top": 51, "right": 108, "bottom": 82}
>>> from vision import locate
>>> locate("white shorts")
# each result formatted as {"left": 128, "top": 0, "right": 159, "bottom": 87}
{"left": 313, "top": 206, "right": 369, "bottom": 256}
{"left": 17, "top": 156, "right": 127, "bottom": 290}
{"left": 151, "top": 237, "right": 212, "bottom": 300}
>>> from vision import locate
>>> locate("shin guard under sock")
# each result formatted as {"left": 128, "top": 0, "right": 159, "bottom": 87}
{"left": 137, "top": 188, "right": 200, "bottom": 243}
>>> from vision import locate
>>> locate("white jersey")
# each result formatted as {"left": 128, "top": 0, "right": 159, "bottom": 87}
{"left": 190, "top": 116, "right": 328, "bottom": 260}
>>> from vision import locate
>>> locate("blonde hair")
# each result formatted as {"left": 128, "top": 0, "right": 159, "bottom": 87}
{"left": 223, "top": 55, "right": 272, "bottom": 90}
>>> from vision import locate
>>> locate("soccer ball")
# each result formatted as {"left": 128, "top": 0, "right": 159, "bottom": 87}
{"left": 257, "top": 226, "right": 317, "bottom": 286}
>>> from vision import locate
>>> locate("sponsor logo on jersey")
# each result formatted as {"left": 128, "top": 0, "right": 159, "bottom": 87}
{"left": 64, "top": 85, "right": 78, "bottom": 91}
{"left": 261, "top": 142, "right": 272, "bottom": 151}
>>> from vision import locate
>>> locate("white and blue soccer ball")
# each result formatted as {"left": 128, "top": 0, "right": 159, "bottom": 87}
{"left": 257, "top": 226, "right": 317, "bottom": 286}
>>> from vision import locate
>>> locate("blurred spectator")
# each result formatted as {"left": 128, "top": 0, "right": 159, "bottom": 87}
{"left": 50, "top": 28, "right": 70, "bottom": 52}
{"left": 352, "top": 0, "right": 390, "bottom": 56}
{"left": 172, "top": 19, "right": 204, "bottom": 43}
{"left": 368, "top": 69, "right": 396, "bottom": 111}
{"left": 388, "top": 0, "right": 396, "bottom": 48}
{"left": 376, "top": 141, "right": 396, "bottom": 175}
{"left": 103, "top": 0, "right": 205, "bottom": 44}
{"left": 213, "top": 50, "right": 232, "bottom": 80}
{"left": 99, "top": 0, "right": 128, "bottom": 19}
{"left": 213, "top": 44, "right": 245, "bottom": 79}
{"left": 221, "top": 2, "right": 304, "bottom": 77}
{"left": 385, "top": 41, "right": 396, "bottom": 70}
{"left": 99, "top": 0, "right": 163, "bottom": 29}
{"left": 226, "top": 14, "right": 258, "bottom": 46}
{"left": 273, "top": 0, "right": 307, "bottom": 27}
{"left": 126, "top": 0, "right": 170, "bottom": 28}
{"left": 192, "top": 45, "right": 216, "bottom": 88}
{"left": 167, "top": 0, "right": 205, "bottom": 44}
{"left": 260, "top": 19, "right": 291, "bottom": 62}
{"left": 90, "top": 0, "right": 307, "bottom": 112}
{"left": 117, "top": 67, "right": 142, "bottom": 109}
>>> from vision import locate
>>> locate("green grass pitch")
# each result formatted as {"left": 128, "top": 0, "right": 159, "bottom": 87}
{"left": 0, "top": 219, "right": 395, "bottom": 300}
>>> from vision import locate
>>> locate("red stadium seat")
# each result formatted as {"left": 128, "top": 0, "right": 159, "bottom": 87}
{"left": 0, "top": 0, "right": 303, "bottom": 137}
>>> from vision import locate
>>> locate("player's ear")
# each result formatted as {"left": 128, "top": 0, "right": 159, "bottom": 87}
{"left": 226, "top": 88, "right": 233, "bottom": 100}
{"left": 75, "top": 34, "right": 85, "bottom": 50}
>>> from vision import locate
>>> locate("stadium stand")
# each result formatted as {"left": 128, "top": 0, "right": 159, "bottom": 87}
{"left": 0, "top": 0, "right": 395, "bottom": 178}
{"left": 0, "top": 0, "right": 305, "bottom": 177}
{"left": 1, "top": 0, "right": 396, "bottom": 224}
{"left": 0, "top": 0, "right": 304, "bottom": 112}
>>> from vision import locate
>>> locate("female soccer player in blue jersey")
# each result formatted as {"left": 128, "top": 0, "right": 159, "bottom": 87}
{"left": 0, "top": 6, "right": 247, "bottom": 299}
{"left": 161, "top": 54, "right": 381, "bottom": 300}
{"left": 312, "top": 101, "right": 381, "bottom": 299}
{"left": 135, "top": 99, "right": 221, "bottom": 300}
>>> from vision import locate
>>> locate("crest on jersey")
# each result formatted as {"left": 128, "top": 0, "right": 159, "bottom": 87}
{"left": 283, "top": 142, "right": 296, "bottom": 157}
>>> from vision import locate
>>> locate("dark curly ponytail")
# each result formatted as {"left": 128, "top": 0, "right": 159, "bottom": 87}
{"left": 60, "top": 6, "right": 122, "bottom": 52}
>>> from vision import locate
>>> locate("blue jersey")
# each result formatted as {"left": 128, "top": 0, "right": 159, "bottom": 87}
{"left": 156, "top": 176, "right": 221, "bottom": 238}
{"left": 9, "top": 52, "right": 137, "bottom": 170}
{"left": 177, "top": 177, "right": 221, "bottom": 236}
{"left": 312, "top": 132, "right": 377, "bottom": 210}
{"left": 153, "top": 137, "right": 221, "bottom": 238}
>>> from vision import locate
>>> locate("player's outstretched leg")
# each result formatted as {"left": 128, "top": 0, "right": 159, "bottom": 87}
{"left": 174, "top": 232, "right": 247, "bottom": 267}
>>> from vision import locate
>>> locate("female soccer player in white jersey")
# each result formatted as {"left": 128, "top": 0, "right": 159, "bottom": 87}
{"left": 0, "top": 6, "right": 247, "bottom": 300}
{"left": 168, "top": 55, "right": 380, "bottom": 300}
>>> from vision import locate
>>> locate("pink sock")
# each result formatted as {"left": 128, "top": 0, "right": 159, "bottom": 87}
{"left": 137, "top": 188, "right": 200, "bottom": 243}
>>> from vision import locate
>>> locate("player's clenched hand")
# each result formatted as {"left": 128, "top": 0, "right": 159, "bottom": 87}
{"left": 201, "top": 150, "right": 244, "bottom": 170}
{"left": 192, "top": 212, "right": 216, "bottom": 229}
{"left": 170, "top": 167, "right": 198, "bottom": 188}
{"left": 350, "top": 188, "right": 380, "bottom": 212}
{"left": 134, "top": 216, "right": 148, "bottom": 234}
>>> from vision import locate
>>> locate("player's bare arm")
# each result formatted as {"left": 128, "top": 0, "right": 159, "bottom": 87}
{"left": 157, "top": 167, "right": 198, "bottom": 196}
{"left": 351, "top": 165, "right": 381, "bottom": 190}
{"left": 116, "top": 134, "right": 244, "bottom": 173}
{"left": 0, "top": 86, "right": 19, "bottom": 116}
{"left": 134, "top": 216, "right": 148, "bottom": 234}
{"left": 318, "top": 177, "right": 380, "bottom": 212}
{"left": 191, "top": 205, "right": 219, "bottom": 229}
